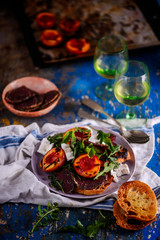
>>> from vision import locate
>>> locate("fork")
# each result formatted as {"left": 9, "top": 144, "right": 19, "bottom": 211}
{"left": 81, "top": 98, "right": 150, "bottom": 144}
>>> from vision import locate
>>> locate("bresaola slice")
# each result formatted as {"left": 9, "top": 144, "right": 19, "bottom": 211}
{"left": 41, "top": 90, "right": 60, "bottom": 109}
{"left": 14, "top": 94, "right": 44, "bottom": 111}
{"left": 74, "top": 175, "right": 107, "bottom": 190}
{"left": 5, "top": 86, "right": 60, "bottom": 112}
{"left": 5, "top": 86, "right": 36, "bottom": 103}
{"left": 54, "top": 168, "right": 75, "bottom": 193}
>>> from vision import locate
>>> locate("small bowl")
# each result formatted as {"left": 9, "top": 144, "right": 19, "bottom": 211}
{"left": 2, "top": 76, "right": 61, "bottom": 117}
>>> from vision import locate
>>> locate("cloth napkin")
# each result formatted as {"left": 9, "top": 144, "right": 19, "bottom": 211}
{"left": 0, "top": 118, "right": 160, "bottom": 213}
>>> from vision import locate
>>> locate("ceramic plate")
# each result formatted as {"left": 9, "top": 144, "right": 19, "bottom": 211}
{"left": 2, "top": 76, "right": 61, "bottom": 117}
{"left": 31, "top": 125, "right": 135, "bottom": 199}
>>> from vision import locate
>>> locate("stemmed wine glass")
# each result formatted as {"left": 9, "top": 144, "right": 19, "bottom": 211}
{"left": 114, "top": 60, "right": 150, "bottom": 119}
{"left": 93, "top": 35, "right": 128, "bottom": 100}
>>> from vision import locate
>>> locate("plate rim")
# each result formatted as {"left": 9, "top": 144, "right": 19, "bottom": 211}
{"left": 31, "top": 125, "right": 135, "bottom": 199}
{"left": 2, "top": 76, "right": 61, "bottom": 117}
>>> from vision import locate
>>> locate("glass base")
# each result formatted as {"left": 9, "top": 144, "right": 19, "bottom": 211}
{"left": 95, "top": 83, "right": 113, "bottom": 100}
{"left": 116, "top": 111, "right": 137, "bottom": 119}
{"left": 116, "top": 109, "right": 146, "bottom": 119}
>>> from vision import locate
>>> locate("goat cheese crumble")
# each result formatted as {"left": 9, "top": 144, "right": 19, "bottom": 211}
{"left": 61, "top": 143, "right": 74, "bottom": 161}
{"left": 111, "top": 163, "right": 130, "bottom": 182}
{"left": 37, "top": 138, "right": 53, "bottom": 155}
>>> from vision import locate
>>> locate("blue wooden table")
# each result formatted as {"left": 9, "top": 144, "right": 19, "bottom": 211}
{"left": 0, "top": 47, "right": 160, "bottom": 240}
{"left": 0, "top": 1, "right": 160, "bottom": 239}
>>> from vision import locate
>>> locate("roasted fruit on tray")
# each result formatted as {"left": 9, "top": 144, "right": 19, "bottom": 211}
{"left": 59, "top": 18, "right": 80, "bottom": 35}
{"left": 36, "top": 12, "right": 56, "bottom": 29}
{"left": 41, "top": 29, "right": 63, "bottom": 47}
{"left": 65, "top": 39, "right": 91, "bottom": 54}
{"left": 5, "top": 85, "right": 60, "bottom": 112}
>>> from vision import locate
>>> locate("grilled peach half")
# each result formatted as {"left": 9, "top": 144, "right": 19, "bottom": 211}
{"left": 65, "top": 39, "right": 90, "bottom": 54}
{"left": 73, "top": 153, "right": 100, "bottom": 178}
{"left": 40, "top": 147, "right": 66, "bottom": 172}
{"left": 41, "top": 29, "right": 63, "bottom": 47}
{"left": 36, "top": 12, "right": 56, "bottom": 28}
{"left": 60, "top": 18, "right": 80, "bottom": 34}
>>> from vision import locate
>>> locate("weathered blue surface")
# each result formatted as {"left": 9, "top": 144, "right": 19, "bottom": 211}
{"left": 1, "top": 48, "right": 160, "bottom": 240}
{"left": 0, "top": 1, "right": 160, "bottom": 238}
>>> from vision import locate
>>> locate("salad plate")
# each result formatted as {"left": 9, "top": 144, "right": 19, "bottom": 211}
{"left": 31, "top": 125, "right": 135, "bottom": 199}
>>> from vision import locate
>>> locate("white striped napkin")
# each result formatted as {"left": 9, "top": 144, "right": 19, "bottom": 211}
{"left": 0, "top": 118, "right": 159, "bottom": 213}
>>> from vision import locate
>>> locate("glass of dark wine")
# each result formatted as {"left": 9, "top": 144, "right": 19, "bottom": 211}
{"left": 114, "top": 60, "right": 150, "bottom": 119}
{"left": 93, "top": 35, "right": 128, "bottom": 100}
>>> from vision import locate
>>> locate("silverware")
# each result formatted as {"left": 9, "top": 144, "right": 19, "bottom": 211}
{"left": 78, "top": 109, "right": 118, "bottom": 128}
{"left": 80, "top": 98, "right": 150, "bottom": 144}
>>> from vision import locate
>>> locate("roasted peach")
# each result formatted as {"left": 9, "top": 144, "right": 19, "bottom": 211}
{"left": 65, "top": 39, "right": 90, "bottom": 54}
{"left": 40, "top": 29, "right": 63, "bottom": 47}
{"left": 40, "top": 147, "right": 65, "bottom": 172}
{"left": 73, "top": 153, "right": 100, "bottom": 178}
{"left": 60, "top": 18, "right": 80, "bottom": 34}
{"left": 36, "top": 12, "right": 56, "bottom": 28}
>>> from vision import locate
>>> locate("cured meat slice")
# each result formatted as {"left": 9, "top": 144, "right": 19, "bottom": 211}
{"left": 14, "top": 94, "right": 44, "bottom": 111}
{"left": 34, "top": 94, "right": 44, "bottom": 109}
{"left": 41, "top": 90, "right": 60, "bottom": 108}
{"left": 14, "top": 96, "right": 38, "bottom": 111}
{"left": 5, "top": 86, "right": 36, "bottom": 104}
{"left": 54, "top": 168, "right": 75, "bottom": 193}
{"left": 74, "top": 175, "right": 107, "bottom": 190}
{"left": 74, "top": 173, "right": 113, "bottom": 195}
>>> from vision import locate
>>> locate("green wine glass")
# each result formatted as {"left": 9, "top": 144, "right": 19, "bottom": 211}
{"left": 114, "top": 60, "right": 150, "bottom": 119}
{"left": 93, "top": 35, "right": 128, "bottom": 100}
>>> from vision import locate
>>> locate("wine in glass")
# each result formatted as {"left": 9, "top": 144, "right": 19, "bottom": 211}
{"left": 93, "top": 35, "right": 128, "bottom": 100}
{"left": 114, "top": 60, "right": 150, "bottom": 119}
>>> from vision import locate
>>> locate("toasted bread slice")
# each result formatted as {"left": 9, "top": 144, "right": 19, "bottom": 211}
{"left": 117, "top": 181, "right": 157, "bottom": 221}
{"left": 74, "top": 174, "right": 113, "bottom": 195}
{"left": 113, "top": 200, "right": 156, "bottom": 230}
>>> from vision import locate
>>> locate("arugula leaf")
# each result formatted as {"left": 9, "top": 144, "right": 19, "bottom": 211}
{"left": 47, "top": 133, "right": 63, "bottom": 147}
{"left": 75, "top": 127, "right": 91, "bottom": 135}
{"left": 62, "top": 130, "right": 72, "bottom": 144}
{"left": 87, "top": 219, "right": 106, "bottom": 238}
{"left": 73, "top": 140, "right": 86, "bottom": 157}
{"left": 94, "top": 161, "right": 119, "bottom": 180}
{"left": 62, "top": 130, "right": 77, "bottom": 149}
{"left": 97, "top": 130, "right": 116, "bottom": 152}
{"left": 60, "top": 220, "right": 86, "bottom": 236}
{"left": 97, "top": 130, "right": 110, "bottom": 144}
{"left": 72, "top": 140, "right": 95, "bottom": 159}
{"left": 109, "top": 144, "right": 121, "bottom": 156}
{"left": 60, "top": 211, "right": 111, "bottom": 238}
{"left": 48, "top": 174, "right": 64, "bottom": 192}
{"left": 32, "top": 203, "right": 113, "bottom": 239}
{"left": 86, "top": 145, "right": 96, "bottom": 158}
{"left": 31, "top": 202, "right": 61, "bottom": 233}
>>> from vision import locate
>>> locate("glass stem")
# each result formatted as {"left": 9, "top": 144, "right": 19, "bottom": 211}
{"left": 126, "top": 106, "right": 136, "bottom": 119}
{"left": 106, "top": 79, "right": 113, "bottom": 92}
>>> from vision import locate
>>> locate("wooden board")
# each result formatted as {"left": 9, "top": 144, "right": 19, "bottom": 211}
{"left": 15, "top": 0, "right": 160, "bottom": 67}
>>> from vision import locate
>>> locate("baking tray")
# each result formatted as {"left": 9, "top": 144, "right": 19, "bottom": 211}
{"left": 14, "top": 0, "right": 160, "bottom": 67}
